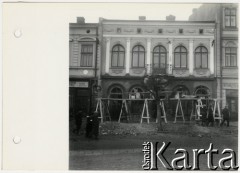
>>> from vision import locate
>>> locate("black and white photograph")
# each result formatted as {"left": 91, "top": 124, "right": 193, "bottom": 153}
{"left": 69, "top": 3, "right": 238, "bottom": 170}
{"left": 1, "top": 1, "right": 239, "bottom": 171}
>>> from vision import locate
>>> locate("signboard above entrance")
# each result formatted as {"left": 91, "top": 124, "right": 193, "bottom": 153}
{"left": 70, "top": 81, "right": 89, "bottom": 88}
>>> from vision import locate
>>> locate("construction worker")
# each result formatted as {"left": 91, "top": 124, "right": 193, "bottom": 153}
{"left": 221, "top": 105, "right": 230, "bottom": 127}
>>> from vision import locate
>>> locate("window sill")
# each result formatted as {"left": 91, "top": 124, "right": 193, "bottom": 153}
{"left": 131, "top": 67, "right": 146, "bottom": 69}
{"left": 173, "top": 68, "right": 189, "bottom": 70}
{"left": 110, "top": 67, "right": 125, "bottom": 69}
{"left": 223, "top": 66, "right": 238, "bottom": 69}
{"left": 194, "top": 68, "right": 209, "bottom": 70}
{"left": 69, "top": 66, "right": 95, "bottom": 69}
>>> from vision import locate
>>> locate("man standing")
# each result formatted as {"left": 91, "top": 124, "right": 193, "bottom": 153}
{"left": 74, "top": 109, "right": 83, "bottom": 135}
{"left": 207, "top": 104, "right": 214, "bottom": 127}
{"left": 221, "top": 105, "right": 230, "bottom": 127}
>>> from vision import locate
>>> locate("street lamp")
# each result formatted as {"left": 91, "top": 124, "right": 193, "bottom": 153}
{"left": 143, "top": 74, "right": 171, "bottom": 131}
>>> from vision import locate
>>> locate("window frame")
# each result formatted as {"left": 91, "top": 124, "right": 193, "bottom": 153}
{"left": 225, "top": 8, "right": 237, "bottom": 28}
{"left": 152, "top": 45, "right": 167, "bottom": 69}
{"left": 225, "top": 47, "right": 237, "bottom": 67}
{"left": 80, "top": 44, "right": 94, "bottom": 67}
{"left": 111, "top": 44, "right": 125, "bottom": 68}
{"left": 195, "top": 46, "right": 208, "bottom": 69}
{"left": 132, "top": 45, "right": 145, "bottom": 68}
{"left": 174, "top": 45, "right": 188, "bottom": 69}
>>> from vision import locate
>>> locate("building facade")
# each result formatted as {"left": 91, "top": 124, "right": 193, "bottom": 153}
{"left": 69, "top": 17, "right": 99, "bottom": 115}
{"left": 189, "top": 3, "right": 238, "bottom": 119}
{"left": 98, "top": 16, "right": 216, "bottom": 121}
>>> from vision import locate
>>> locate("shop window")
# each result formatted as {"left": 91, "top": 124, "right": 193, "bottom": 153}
{"left": 132, "top": 45, "right": 145, "bottom": 68}
{"left": 80, "top": 44, "right": 93, "bottom": 67}
{"left": 225, "top": 8, "right": 237, "bottom": 27}
{"left": 129, "top": 87, "right": 144, "bottom": 99}
{"left": 174, "top": 45, "right": 187, "bottom": 68}
{"left": 109, "top": 87, "right": 123, "bottom": 121}
{"left": 195, "top": 46, "right": 208, "bottom": 69}
{"left": 111, "top": 44, "right": 125, "bottom": 67}
{"left": 194, "top": 86, "right": 210, "bottom": 97}
{"left": 109, "top": 87, "right": 123, "bottom": 98}
{"left": 173, "top": 85, "right": 190, "bottom": 98}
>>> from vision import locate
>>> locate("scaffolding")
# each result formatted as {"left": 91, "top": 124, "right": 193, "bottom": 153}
{"left": 94, "top": 97, "right": 222, "bottom": 124}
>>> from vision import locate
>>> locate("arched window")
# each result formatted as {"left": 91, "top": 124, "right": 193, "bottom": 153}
{"left": 195, "top": 46, "right": 208, "bottom": 68}
{"left": 174, "top": 46, "right": 187, "bottom": 68}
{"left": 109, "top": 87, "right": 123, "bottom": 99}
{"left": 129, "top": 87, "right": 144, "bottom": 99}
{"left": 173, "top": 85, "right": 190, "bottom": 98}
{"left": 153, "top": 45, "right": 167, "bottom": 68}
{"left": 194, "top": 86, "right": 210, "bottom": 97}
{"left": 132, "top": 45, "right": 145, "bottom": 68}
{"left": 111, "top": 44, "right": 125, "bottom": 67}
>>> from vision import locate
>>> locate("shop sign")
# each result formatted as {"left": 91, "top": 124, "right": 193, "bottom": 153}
{"left": 70, "top": 81, "right": 89, "bottom": 88}
{"left": 223, "top": 83, "right": 238, "bottom": 89}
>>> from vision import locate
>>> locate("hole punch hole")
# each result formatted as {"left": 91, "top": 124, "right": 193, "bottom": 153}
{"left": 13, "top": 136, "right": 21, "bottom": 144}
{"left": 14, "top": 29, "right": 22, "bottom": 38}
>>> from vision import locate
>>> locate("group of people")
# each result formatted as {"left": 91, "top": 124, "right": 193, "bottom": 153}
{"left": 73, "top": 109, "right": 100, "bottom": 140}
{"left": 200, "top": 104, "right": 230, "bottom": 127}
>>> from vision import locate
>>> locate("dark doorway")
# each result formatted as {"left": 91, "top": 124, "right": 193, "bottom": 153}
{"left": 226, "top": 89, "right": 238, "bottom": 120}
{"left": 109, "top": 87, "right": 123, "bottom": 121}
{"left": 70, "top": 88, "right": 91, "bottom": 115}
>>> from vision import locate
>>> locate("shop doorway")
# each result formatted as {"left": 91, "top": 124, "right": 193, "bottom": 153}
{"left": 226, "top": 89, "right": 238, "bottom": 120}
{"left": 109, "top": 87, "right": 123, "bottom": 121}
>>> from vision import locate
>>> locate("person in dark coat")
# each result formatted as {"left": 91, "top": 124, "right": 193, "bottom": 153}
{"left": 85, "top": 113, "right": 93, "bottom": 138}
{"left": 201, "top": 105, "right": 208, "bottom": 126}
{"left": 85, "top": 110, "right": 100, "bottom": 139}
{"left": 221, "top": 105, "right": 230, "bottom": 127}
{"left": 92, "top": 111, "right": 100, "bottom": 140}
{"left": 73, "top": 109, "right": 83, "bottom": 135}
{"left": 207, "top": 104, "right": 214, "bottom": 127}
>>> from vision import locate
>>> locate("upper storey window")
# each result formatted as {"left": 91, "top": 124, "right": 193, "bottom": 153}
{"left": 80, "top": 44, "right": 93, "bottom": 67}
{"left": 225, "top": 8, "right": 237, "bottom": 28}
{"left": 132, "top": 45, "right": 145, "bottom": 68}
{"left": 195, "top": 46, "right": 208, "bottom": 69}
{"left": 153, "top": 45, "right": 167, "bottom": 68}
{"left": 174, "top": 46, "right": 187, "bottom": 68}
{"left": 111, "top": 44, "right": 125, "bottom": 67}
{"left": 225, "top": 47, "right": 237, "bottom": 67}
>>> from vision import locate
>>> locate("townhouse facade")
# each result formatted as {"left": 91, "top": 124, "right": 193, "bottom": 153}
{"left": 189, "top": 3, "right": 238, "bottom": 119}
{"left": 69, "top": 17, "right": 99, "bottom": 115}
{"left": 98, "top": 17, "right": 216, "bottom": 120}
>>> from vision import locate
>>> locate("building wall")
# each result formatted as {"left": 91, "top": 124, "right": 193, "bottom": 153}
{"left": 189, "top": 3, "right": 239, "bottom": 119}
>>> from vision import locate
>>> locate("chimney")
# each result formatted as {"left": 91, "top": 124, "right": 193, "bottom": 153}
{"left": 77, "top": 17, "right": 85, "bottom": 23}
{"left": 166, "top": 15, "right": 176, "bottom": 21}
{"left": 139, "top": 16, "right": 146, "bottom": 21}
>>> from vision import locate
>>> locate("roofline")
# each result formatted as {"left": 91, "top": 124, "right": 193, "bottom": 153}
{"left": 69, "top": 23, "right": 98, "bottom": 27}
{"left": 101, "top": 19, "right": 216, "bottom": 24}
